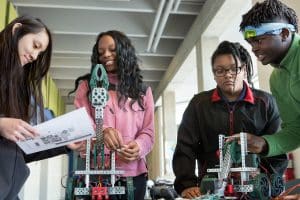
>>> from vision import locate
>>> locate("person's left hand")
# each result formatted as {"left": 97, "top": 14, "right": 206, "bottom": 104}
{"left": 117, "top": 141, "right": 140, "bottom": 162}
{"left": 67, "top": 141, "right": 86, "bottom": 154}
{"left": 227, "top": 132, "right": 267, "bottom": 154}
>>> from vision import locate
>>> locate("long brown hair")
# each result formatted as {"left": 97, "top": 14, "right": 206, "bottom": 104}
{"left": 71, "top": 30, "right": 147, "bottom": 110}
{"left": 0, "top": 15, "right": 52, "bottom": 122}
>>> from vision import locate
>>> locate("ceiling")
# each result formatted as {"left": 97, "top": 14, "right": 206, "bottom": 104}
{"left": 10, "top": 0, "right": 206, "bottom": 108}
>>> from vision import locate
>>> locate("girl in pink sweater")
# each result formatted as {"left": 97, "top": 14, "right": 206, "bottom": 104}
{"left": 71, "top": 30, "right": 155, "bottom": 200}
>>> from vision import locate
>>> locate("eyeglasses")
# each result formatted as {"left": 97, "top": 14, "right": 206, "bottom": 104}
{"left": 213, "top": 66, "right": 244, "bottom": 77}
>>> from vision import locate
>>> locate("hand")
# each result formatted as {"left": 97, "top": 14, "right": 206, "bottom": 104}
{"left": 0, "top": 117, "right": 39, "bottom": 142}
{"left": 117, "top": 141, "right": 140, "bottom": 162}
{"left": 103, "top": 127, "right": 123, "bottom": 150}
{"left": 181, "top": 187, "right": 201, "bottom": 199}
{"left": 227, "top": 133, "right": 267, "bottom": 154}
{"left": 67, "top": 141, "right": 86, "bottom": 154}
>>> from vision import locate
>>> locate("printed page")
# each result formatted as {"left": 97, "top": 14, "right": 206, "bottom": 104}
{"left": 17, "top": 107, "right": 94, "bottom": 154}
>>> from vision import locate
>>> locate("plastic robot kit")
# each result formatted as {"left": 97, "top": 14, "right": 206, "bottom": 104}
{"left": 194, "top": 133, "right": 284, "bottom": 200}
{"left": 67, "top": 64, "right": 134, "bottom": 200}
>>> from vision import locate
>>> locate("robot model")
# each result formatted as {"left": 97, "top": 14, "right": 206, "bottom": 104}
{"left": 195, "top": 133, "right": 284, "bottom": 200}
{"left": 68, "top": 64, "right": 134, "bottom": 200}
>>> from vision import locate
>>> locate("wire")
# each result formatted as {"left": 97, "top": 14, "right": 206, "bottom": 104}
{"left": 61, "top": 171, "right": 75, "bottom": 188}
{"left": 277, "top": 183, "right": 300, "bottom": 198}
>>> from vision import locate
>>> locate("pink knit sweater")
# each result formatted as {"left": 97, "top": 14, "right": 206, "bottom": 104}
{"left": 74, "top": 73, "right": 155, "bottom": 176}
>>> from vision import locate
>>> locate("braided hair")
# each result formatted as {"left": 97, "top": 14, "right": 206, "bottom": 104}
{"left": 240, "top": 0, "right": 298, "bottom": 32}
{"left": 211, "top": 41, "right": 254, "bottom": 86}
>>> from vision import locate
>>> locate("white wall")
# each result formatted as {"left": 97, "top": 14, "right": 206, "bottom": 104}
{"left": 20, "top": 155, "right": 68, "bottom": 200}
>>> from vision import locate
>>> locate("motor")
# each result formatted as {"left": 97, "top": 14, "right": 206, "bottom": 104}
{"left": 149, "top": 179, "right": 178, "bottom": 200}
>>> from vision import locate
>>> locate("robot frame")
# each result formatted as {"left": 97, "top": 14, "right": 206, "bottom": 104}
{"left": 66, "top": 64, "right": 134, "bottom": 200}
{"left": 196, "top": 133, "right": 284, "bottom": 200}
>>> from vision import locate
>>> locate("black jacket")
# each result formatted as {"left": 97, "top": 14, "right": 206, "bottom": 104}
{"left": 172, "top": 85, "right": 288, "bottom": 195}
{"left": 0, "top": 137, "right": 70, "bottom": 200}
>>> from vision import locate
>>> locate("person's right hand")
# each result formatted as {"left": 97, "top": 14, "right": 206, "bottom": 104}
{"left": 0, "top": 117, "right": 39, "bottom": 142}
{"left": 227, "top": 132, "right": 268, "bottom": 154}
{"left": 103, "top": 127, "right": 123, "bottom": 151}
{"left": 181, "top": 187, "right": 201, "bottom": 199}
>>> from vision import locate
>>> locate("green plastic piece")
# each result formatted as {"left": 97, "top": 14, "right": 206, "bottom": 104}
{"left": 126, "top": 177, "right": 135, "bottom": 200}
{"left": 89, "top": 64, "right": 109, "bottom": 102}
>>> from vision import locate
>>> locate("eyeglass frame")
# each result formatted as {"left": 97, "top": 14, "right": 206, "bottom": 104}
{"left": 213, "top": 64, "right": 245, "bottom": 77}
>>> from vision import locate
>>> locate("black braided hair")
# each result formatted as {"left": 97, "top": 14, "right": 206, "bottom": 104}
{"left": 211, "top": 41, "right": 254, "bottom": 87}
{"left": 240, "top": 0, "right": 298, "bottom": 32}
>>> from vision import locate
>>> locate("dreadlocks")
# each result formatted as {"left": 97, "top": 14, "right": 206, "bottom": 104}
{"left": 240, "top": 0, "right": 298, "bottom": 32}
{"left": 211, "top": 41, "right": 254, "bottom": 87}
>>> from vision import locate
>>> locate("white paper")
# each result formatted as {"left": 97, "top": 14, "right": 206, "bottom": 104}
{"left": 17, "top": 107, "right": 95, "bottom": 154}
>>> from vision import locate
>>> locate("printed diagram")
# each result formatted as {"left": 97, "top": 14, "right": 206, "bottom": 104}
{"left": 17, "top": 108, "right": 94, "bottom": 154}
{"left": 29, "top": 127, "right": 74, "bottom": 147}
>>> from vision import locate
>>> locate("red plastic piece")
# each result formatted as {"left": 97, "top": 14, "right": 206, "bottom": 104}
{"left": 91, "top": 187, "right": 109, "bottom": 200}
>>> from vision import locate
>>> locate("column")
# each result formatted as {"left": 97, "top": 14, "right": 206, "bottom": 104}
{"left": 162, "top": 90, "right": 177, "bottom": 177}
{"left": 195, "top": 37, "right": 219, "bottom": 92}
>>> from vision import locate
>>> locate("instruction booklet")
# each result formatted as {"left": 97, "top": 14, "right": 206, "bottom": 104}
{"left": 17, "top": 107, "right": 94, "bottom": 154}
